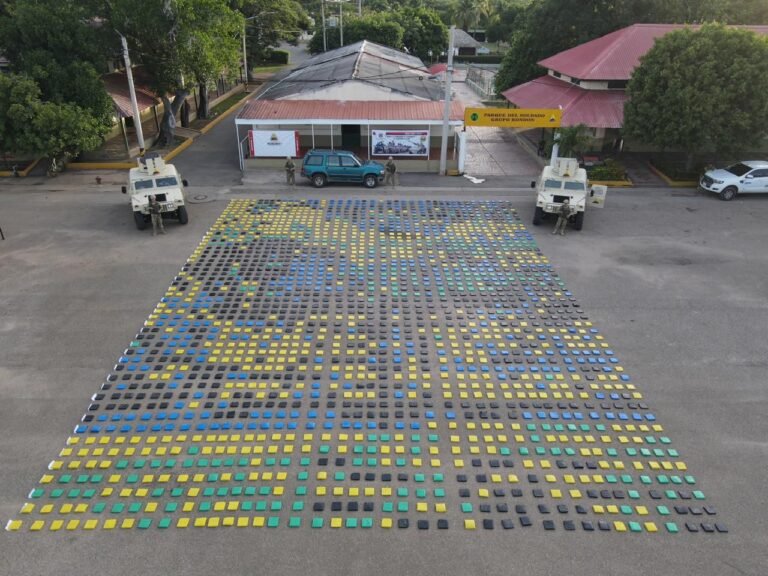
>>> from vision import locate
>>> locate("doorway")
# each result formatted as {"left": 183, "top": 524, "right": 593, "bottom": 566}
{"left": 341, "top": 124, "right": 360, "bottom": 149}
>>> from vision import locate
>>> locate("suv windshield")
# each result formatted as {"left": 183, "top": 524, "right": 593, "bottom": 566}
{"left": 725, "top": 163, "right": 752, "bottom": 177}
{"left": 156, "top": 176, "right": 179, "bottom": 187}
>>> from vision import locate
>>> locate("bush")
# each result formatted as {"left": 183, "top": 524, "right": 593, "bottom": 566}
{"left": 588, "top": 159, "right": 627, "bottom": 181}
{"left": 257, "top": 49, "right": 289, "bottom": 65}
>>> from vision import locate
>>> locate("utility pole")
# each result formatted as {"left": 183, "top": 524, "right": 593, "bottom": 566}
{"left": 358, "top": 0, "right": 362, "bottom": 16}
{"left": 321, "top": 0, "right": 327, "bottom": 52}
{"left": 118, "top": 32, "right": 145, "bottom": 155}
{"left": 242, "top": 21, "right": 249, "bottom": 89}
{"left": 339, "top": 0, "right": 344, "bottom": 47}
{"left": 439, "top": 26, "right": 455, "bottom": 175}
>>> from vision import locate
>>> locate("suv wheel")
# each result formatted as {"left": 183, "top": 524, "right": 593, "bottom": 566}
{"left": 363, "top": 174, "right": 378, "bottom": 189}
{"left": 719, "top": 186, "right": 737, "bottom": 201}
{"left": 312, "top": 173, "right": 326, "bottom": 188}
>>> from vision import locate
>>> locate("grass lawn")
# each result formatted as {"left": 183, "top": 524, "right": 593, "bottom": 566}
{"left": 251, "top": 64, "right": 289, "bottom": 74}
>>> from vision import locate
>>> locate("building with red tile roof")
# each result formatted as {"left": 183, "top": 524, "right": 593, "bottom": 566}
{"left": 236, "top": 41, "right": 465, "bottom": 172}
{"left": 502, "top": 24, "right": 768, "bottom": 145}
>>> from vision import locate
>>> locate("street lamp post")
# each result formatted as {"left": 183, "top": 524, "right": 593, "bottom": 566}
{"left": 242, "top": 12, "right": 277, "bottom": 88}
{"left": 242, "top": 15, "right": 258, "bottom": 90}
{"left": 439, "top": 26, "right": 455, "bottom": 175}
{"left": 117, "top": 31, "right": 145, "bottom": 155}
{"left": 321, "top": 0, "right": 327, "bottom": 52}
{"left": 326, "top": 0, "right": 347, "bottom": 48}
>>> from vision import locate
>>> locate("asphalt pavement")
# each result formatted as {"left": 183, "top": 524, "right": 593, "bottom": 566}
{"left": 0, "top": 55, "right": 764, "bottom": 574}
{"left": 0, "top": 177, "right": 766, "bottom": 575}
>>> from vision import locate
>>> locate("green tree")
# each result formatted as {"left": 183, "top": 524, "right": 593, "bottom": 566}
{"left": 0, "top": 73, "right": 107, "bottom": 171}
{"left": 455, "top": 0, "right": 476, "bottom": 30}
{"left": 104, "top": 0, "right": 244, "bottom": 140}
{"left": 241, "top": 0, "right": 311, "bottom": 67}
{"left": 307, "top": 12, "right": 403, "bottom": 53}
{"left": 394, "top": 6, "right": 448, "bottom": 62}
{"left": 624, "top": 24, "right": 768, "bottom": 169}
{"left": 0, "top": 0, "right": 114, "bottom": 128}
{"left": 0, "top": 73, "right": 40, "bottom": 156}
{"left": 554, "top": 124, "right": 591, "bottom": 157}
{"left": 655, "top": 0, "right": 768, "bottom": 23}
{"left": 494, "top": 0, "right": 663, "bottom": 94}
{"left": 494, "top": 0, "right": 768, "bottom": 95}
{"left": 486, "top": 0, "right": 528, "bottom": 43}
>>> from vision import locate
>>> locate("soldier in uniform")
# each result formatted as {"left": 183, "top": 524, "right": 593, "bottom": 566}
{"left": 148, "top": 195, "right": 166, "bottom": 236}
{"left": 285, "top": 156, "right": 296, "bottom": 187}
{"left": 384, "top": 156, "right": 397, "bottom": 187}
{"left": 552, "top": 198, "right": 572, "bottom": 236}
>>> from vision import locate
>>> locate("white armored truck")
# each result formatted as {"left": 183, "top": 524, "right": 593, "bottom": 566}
{"left": 531, "top": 157, "right": 606, "bottom": 231}
{"left": 122, "top": 154, "right": 189, "bottom": 230}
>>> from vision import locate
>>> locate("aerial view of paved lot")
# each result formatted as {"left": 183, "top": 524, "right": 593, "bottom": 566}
{"left": 1, "top": 167, "right": 766, "bottom": 574}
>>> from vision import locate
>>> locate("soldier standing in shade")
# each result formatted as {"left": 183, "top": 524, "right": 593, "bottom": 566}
{"left": 148, "top": 195, "right": 166, "bottom": 236}
{"left": 285, "top": 156, "right": 295, "bottom": 187}
{"left": 552, "top": 198, "right": 572, "bottom": 236}
{"left": 384, "top": 156, "right": 397, "bottom": 187}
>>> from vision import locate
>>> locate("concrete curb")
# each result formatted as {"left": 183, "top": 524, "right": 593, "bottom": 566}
{"left": 0, "top": 158, "right": 41, "bottom": 178}
{"left": 199, "top": 93, "right": 249, "bottom": 135}
{"left": 647, "top": 161, "right": 698, "bottom": 188}
{"left": 65, "top": 91, "right": 250, "bottom": 172}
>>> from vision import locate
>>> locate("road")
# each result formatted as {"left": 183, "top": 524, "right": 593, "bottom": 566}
{"left": 0, "top": 179, "right": 766, "bottom": 576}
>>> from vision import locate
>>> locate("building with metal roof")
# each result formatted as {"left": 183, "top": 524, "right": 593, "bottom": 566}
{"left": 236, "top": 41, "right": 466, "bottom": 173}
{"left": 502, "top": 24, "right": 768, "bottom": 147}
{"left": 259, "top": 40, "right": 443, "bottom": 101}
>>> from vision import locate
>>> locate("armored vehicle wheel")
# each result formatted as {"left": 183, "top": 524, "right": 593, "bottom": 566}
{"left": 532, "top": 207, "right": 544, "bottom": 225}
{"left": 573, "top": 211, "right": 584, "bottom": 231}
{"left": 134, "top": 212, "right": 147, "bottom": 230}
{"left": 177, "top": 206, "right": 189, "bottom": 224}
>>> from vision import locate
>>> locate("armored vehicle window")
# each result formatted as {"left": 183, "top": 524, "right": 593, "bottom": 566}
{"left": 544, "top": 179, "right": 563, "bottom": 189}
{"left": 564, "top": 181, "right": 585, "bottom": 190}
{"left": 134, "top": 179, "right": 155, "bottom": 190}
{"left": 156, "top": 177, "right": 179, "bottom": 187}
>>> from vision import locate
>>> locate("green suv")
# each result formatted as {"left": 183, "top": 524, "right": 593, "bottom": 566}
{"left": 301, "top": 150, "right": 385, "bottom": 188}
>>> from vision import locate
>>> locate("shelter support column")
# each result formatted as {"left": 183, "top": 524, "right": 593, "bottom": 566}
{"left": 457, "top": 129, "right": 467, "bottom": 174}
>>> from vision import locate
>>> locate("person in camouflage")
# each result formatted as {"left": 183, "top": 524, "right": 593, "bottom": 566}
{"left": 148, "top": 195, "right": 165, "bottom": 236}
{"left": 552, "top": 198, "right": 572, "bottom": 236}
{"left": 285, "top": 156, "right": 296, "bottom": 187}
{"left": 384, "top": 156, "right": 397, "bottom": 187}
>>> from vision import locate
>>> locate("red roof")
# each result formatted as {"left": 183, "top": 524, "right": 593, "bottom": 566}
{"left": 540, "top": 23, "right": 768, "bottom": 80}
{"left": 502, "top": 75, "right": 627, "bottom": 129}
{"left": 237, "top": 99, "right": 465, "bottom": 122}
{"left": 102, "top": 70, "right": 158, "bottom": 118}
{"left": 428, "top": 63, "right": 447, "bottom": 75}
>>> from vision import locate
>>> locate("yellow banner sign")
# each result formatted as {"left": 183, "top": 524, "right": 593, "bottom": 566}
{"left": 464, "top": 108, "right": 562, "bottom": 128}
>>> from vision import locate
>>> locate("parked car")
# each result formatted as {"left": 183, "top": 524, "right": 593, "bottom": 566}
{"left": 301, "top": 150, "right": 385, "bottom": 188}
{"left": 699, "top": 160, "right": 768, "bottom": 201}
